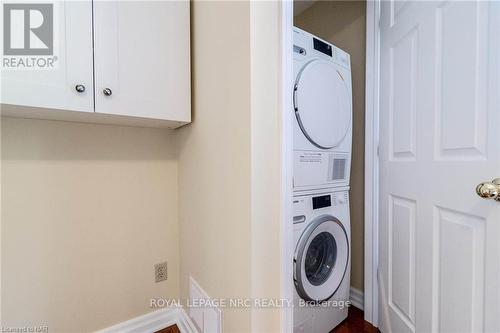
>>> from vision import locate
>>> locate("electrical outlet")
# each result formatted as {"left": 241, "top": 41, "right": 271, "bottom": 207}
{"left": 155, "top": 262, "right": 168, "bottom": 282}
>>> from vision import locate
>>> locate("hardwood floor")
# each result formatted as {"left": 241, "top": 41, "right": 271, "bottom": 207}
{"left": 155, "top": 324, "right": 181, "bottom": 333}
{"left": 331, "top": 306, "right": 380, "bottom": 333}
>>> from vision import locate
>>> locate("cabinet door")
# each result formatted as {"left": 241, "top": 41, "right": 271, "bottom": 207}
{"left": 93, "top": 1, "right": 191, "bottom": 123}
{"left": 0, "top": 1, "right": 94, "bottom": 112}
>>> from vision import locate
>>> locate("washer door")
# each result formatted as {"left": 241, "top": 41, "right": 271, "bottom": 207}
{"left": 294, "top": 215, "right": 349, "bottom": 302}
{"left": 294, "top": 60, "right": 351, "bottom": 149}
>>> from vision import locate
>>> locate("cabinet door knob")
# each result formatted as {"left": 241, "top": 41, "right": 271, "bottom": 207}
{"left": 75, "top": 84, "right": 85, "bottom": 93}
{"left": 103, "top": 88, "right": 112, "bottom": 96}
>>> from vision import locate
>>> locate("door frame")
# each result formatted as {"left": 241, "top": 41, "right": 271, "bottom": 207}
{"left": 280, "top": 1, "right": 294, "bottom": 332}
{"left": 279, "top": 0, "right": 381, "bottom": 330}
{"left": 364, "top": 0, "right": 381, "bottom": 326}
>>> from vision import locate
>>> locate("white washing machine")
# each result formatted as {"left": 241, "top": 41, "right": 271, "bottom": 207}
{"left": 293, "top": 27, "right": 352, "bottom": 192}
{"left": 293, "top": 188, "right": 351, "bottom": 333}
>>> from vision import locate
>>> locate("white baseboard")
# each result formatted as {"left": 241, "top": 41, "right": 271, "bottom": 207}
{"left": 96, "top": 307, "right": 198, "bottom": 333}
{"left": 350, "top": 286, "right": 364, "bottom": 310}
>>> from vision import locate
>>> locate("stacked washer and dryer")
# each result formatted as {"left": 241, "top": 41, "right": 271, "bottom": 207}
{"left": 292, "top": 27, "right": 353, "bottom": 333}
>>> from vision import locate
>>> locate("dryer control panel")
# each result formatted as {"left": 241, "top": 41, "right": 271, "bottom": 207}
{"left": 293, "top": 27, "right": 351, "bottom": 70}
{"left": 313, "top": 38, "right": 332, "bottom": 57}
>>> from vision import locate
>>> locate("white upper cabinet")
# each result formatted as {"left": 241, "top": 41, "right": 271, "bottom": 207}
{"left": 1, "top": 1, "right": 94, "bottom": 113}
{"left": 93, "top": 1, "right": 191, "bottom": 124}
{"left": 1, "top": 1, "right": 191, "bottom": 128}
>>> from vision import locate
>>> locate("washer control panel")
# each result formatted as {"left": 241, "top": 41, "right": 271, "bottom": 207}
{"left": 293, "top": 190, "right": 349, "bottom": 224}
{"left": 312, "top": 194, "right": 331, "bottom": 209}
{"left": 332, "top": 191, "right": 349, "bottom": 205}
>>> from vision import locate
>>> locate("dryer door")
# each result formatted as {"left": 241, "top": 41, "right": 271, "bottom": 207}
{"left": 294, "top": 215, "right": 349, "bottom": 302}
{"left": 294, "top": 60, "right": 351, "bottom": 149}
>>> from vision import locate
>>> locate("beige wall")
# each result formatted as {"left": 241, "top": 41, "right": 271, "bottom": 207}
{"left": 1, "top": 2, "right": 285, "bottom": 332}
{"left": 177, "top": 1, "right": 283, "bottom": 332}
{"left": 295, "top": 0, "right": 366, "bottom": 291}
{"left": 1, "top": 118, "right": 179, "bottom": 332}
{"left": 177, "top": 1, "right": 252, "bottom": 332}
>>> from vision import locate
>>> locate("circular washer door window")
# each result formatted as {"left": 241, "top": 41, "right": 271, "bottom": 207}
{"left": 294, "top": 215, "right": 349, "bottom": 302}
{"left": 294, "top": 60, "right": 351, "bottom": 149}
{"left": 305, "top": 231, "right": 337, "bottom": 286}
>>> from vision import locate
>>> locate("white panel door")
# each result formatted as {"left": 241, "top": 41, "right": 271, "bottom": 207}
{"left": 378, "top": 1, "right": 500, "bottom": 332}
{"left": 93, "top": 1, "right": 191, "bottom": 122}
{"left": 0, "top": 1, "right": 93, "bottom": 112}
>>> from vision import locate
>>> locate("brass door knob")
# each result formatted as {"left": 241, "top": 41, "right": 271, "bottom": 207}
{"left": 476, "top": 178, "right": 500, "bottom": 201}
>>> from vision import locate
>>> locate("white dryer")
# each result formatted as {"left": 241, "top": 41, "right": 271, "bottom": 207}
{"left": 293, "top": 188, "right": 351, "bottom": 332}
{"left": 293, "top": 27, "right": 352, "bottom": 191}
